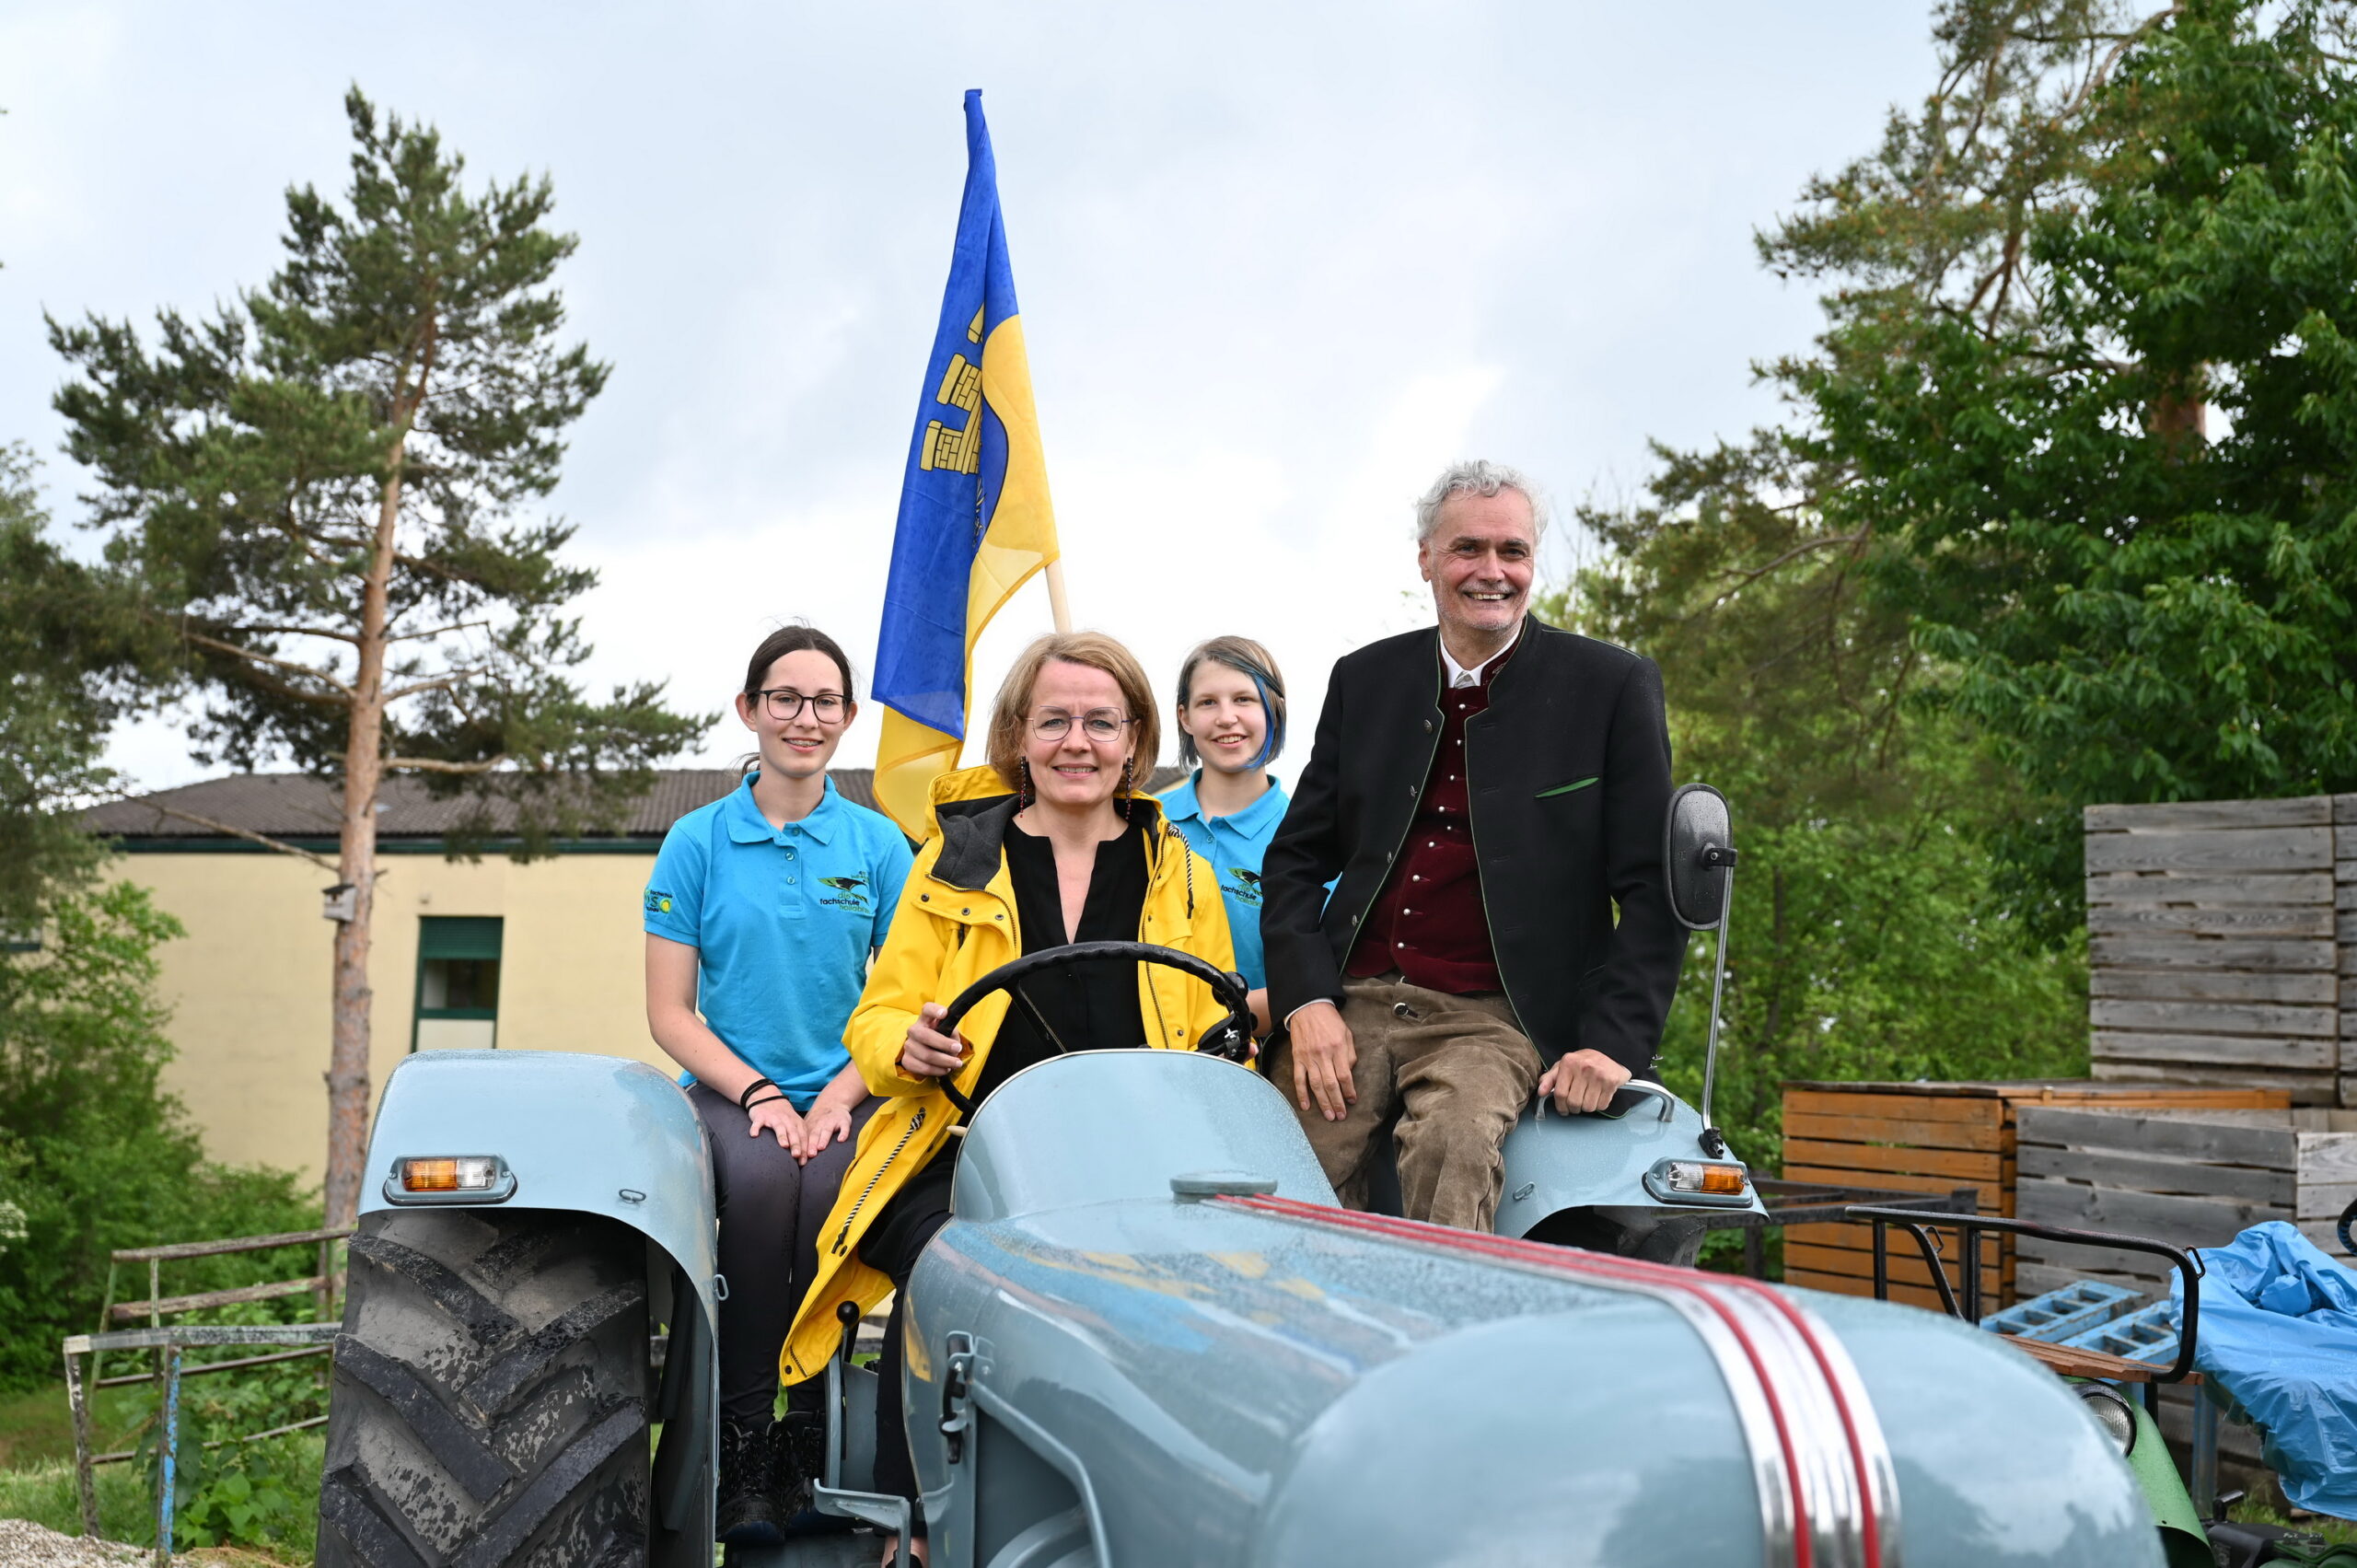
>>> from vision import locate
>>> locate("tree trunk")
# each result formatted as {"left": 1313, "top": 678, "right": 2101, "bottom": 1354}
{"left": 322, "top": 450, "right": 407, "bottom": 1228}
{"left": 2150, "top": 368, "right": 2207, "bottom": 453}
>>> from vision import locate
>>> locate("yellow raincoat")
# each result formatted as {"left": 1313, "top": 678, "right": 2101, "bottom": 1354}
{"left": 779, "top": 764, "right": 1238, "bottom": 1384}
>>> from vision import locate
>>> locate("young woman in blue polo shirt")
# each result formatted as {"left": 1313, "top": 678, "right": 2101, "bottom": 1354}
{"left": 1160, "top": 634, "right": 1291, "bottom": 1039}
{"left": 643, "top": 625, "right": 913, "bottom": 1543}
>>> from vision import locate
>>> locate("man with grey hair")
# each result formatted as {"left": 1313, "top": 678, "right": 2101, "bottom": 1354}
{"left": 1260, "top": 459, "right": 1684, "bottom": 1231}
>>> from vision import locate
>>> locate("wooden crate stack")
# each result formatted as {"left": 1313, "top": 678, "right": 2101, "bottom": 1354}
{"left": 2084, "top": 795, "right": 2353, "bottom": 1105}
{"left": 1781, "top": 1080, "right": 2290, "bottom": 1310}
{"left": 2345, "top": 794, "right": 2356, "bottom": 1106}
{"left": 2014, "top": 1104, "right": 2357, "bottom": 1298}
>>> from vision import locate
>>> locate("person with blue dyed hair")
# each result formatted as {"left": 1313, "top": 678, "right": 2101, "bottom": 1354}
{"left": 1160, "top": 634, "right": 1291, "bottom": 1040}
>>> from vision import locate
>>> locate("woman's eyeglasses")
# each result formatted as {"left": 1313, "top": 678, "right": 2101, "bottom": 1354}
{"left": 755, "top": 689, "right": 848, "bottom": 723}
{"left": 1030, "top": 708, "right": 1134, "bottom": 742}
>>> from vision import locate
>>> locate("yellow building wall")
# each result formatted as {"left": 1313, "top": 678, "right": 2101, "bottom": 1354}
{"left": 112, "top": 849, "right": 669, "bottom": 1182}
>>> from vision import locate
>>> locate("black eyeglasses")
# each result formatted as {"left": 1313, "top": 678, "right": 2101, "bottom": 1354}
{"left": 753, "top": 689, "right": 849, "bottom": 723}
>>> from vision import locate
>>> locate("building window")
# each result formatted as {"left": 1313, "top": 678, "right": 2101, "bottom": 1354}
{"left": 412, "top": 916, "right": 503, "bottom": 1052}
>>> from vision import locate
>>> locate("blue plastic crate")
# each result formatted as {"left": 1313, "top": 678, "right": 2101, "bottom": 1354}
{"left": 2061, "top": 1300, "right": 2179, "bottom": 1365}
{"left": 1980, "top": 1279, "right": 2144, "bottom": 1343}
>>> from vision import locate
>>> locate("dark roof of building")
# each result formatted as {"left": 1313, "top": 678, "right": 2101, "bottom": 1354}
{"left": 83, "top": 765, "right": 1191, "bottom": 849}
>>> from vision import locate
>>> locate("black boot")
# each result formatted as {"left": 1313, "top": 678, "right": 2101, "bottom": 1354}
{"left": 772, "top": 1410, "right": 819, "bottom": 1519}
{"left": 715, "top": 1416, "right": 782, "bottom": 1544}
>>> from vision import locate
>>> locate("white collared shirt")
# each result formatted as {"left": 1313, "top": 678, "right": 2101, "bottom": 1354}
{"left": 1440, "top": 621, "right": 1522, "bottom": 689}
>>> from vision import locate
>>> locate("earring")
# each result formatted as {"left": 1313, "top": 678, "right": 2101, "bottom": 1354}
{"left": 1017, "top": 758, "right": 1034, "bottom": 810}
{"left": 1119, "top": 755, "right": 1134, "bottom": 820}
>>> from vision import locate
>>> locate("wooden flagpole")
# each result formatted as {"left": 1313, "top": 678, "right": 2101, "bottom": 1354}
{"left": 1044, "top": 558, "right": 1073, "bottom": 633}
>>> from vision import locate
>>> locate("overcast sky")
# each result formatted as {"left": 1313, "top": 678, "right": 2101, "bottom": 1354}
{"left": 0, "top": 4, "right": 1934, "bottom": 788}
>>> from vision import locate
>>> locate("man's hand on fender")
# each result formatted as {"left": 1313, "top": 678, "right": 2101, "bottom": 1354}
{"left": 1287, "top": 1001, "right": 1358, "bottom": 1122}
{"left": 1538, "top": 1048, "right": 1631, "bottom": 1115}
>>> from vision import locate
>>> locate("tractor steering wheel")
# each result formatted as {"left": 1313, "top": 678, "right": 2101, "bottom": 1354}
{"left": 932, "top": 940, "right": 1257, "bottom": 1118}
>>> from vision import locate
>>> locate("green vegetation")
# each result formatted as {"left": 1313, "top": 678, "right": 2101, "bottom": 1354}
{"left": 0, "top": 447, "right": 153, "bottom": 935}
{"left": 0, "top": 462, "right": 322, "bottom": 1551}
{"left": 2225, "top": 1495, "right": 2357, "bottom": 1549}
{"left": 0, "top": 1437, "right": 320, "bottom": 1559}
{"left": 0, "top": 876, "right": 324, "bottom": 1552}
{"left": 1650, "top": 0, "right": 2357, "bottom": 932}
{"left": 1797, "top": 0, "right": 2357, "bottom": 918}
{"left": 0, "top": 882, "right": 319, "bottom": 1394}
{"left": 1555, "top": 0, "right": 2357, "bottom": 1183}
{"left": 0, "top": 1455, "right": 166, "bottom": 1548}
{"left": 0, "top": 1299, "right": 330, "bottom": 1556}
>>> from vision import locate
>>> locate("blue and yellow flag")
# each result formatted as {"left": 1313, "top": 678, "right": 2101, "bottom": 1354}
{"left": 871, "top": 90, "right": 1059, "bottom": 838}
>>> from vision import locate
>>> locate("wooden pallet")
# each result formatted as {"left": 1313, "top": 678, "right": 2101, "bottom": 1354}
{"left": 1780, "top": 1080, "right": 2290, "bottom": 1307}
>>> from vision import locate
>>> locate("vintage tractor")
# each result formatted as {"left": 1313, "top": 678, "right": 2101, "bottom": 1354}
{"left": 315, "top": 786, "right": 2189, "bottom": 1568}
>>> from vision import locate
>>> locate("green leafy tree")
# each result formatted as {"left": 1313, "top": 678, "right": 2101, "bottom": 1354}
{"left": 0, "top": 447, "right": 158, "bottom": 931}
{"left": 1763, "top": 0, "right": 2357, "bottom": 920}
{"left": 0, "top": 881, "right": 315, "bottom": 1389}
{"left": 49, "top": 90, "right": 710, "bottom": 1225}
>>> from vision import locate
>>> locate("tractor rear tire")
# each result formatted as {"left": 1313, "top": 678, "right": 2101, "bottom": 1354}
{"left": 316, "top": 1209, "right": 653, "bottom": 1568}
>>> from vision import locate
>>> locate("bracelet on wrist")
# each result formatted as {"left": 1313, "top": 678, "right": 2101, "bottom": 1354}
{"left": 737, "top": 1076, "right": 779, "bottom": 1111}
{"left": 744, "top": 1091, "right": 789, "bottom": 1112}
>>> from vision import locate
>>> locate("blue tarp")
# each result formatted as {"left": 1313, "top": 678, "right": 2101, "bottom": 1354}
{"left": 2168, "top": 1222, "right": 2357, "bottom": 1518}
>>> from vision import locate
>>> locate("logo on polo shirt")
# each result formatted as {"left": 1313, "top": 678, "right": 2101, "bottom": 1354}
{"left": 1223, "top": 867, "right": 1263, "bottom": 906}
{"left": 644, "top": 889, "right": 674, "bottom": 915}
{"left": 818, "top": 875, "right": 873, "bottom": 912}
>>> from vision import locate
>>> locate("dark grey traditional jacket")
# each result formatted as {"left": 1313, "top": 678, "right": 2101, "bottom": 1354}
{"left": 1260, "top": 616, "right": 1683, "bottom": 1077}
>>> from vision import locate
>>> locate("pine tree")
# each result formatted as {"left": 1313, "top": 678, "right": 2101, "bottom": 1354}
{"left": 50, "top": 90, "right": 709, "bottom": 1225}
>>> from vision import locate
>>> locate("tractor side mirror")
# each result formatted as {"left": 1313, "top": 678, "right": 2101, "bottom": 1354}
{"left": 1665, "top": 783, "right": 1736, "bottom": 931}
{"left": 1666, "top": 783, "right": 1738, "bottom": 1158}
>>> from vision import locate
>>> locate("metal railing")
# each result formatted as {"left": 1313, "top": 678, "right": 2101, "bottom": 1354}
{"left": 1841, "top": 1202, "right": 2224, "bottom": 1517}
{"left": 99, "top": 1225, "right": 346, "bottom": 1333}
{"left": 63, "top": 1226, "right": 351, "bottom": 1564}
{"left": 1841, "top": 1205, "right": 2203, "bottom": 1381}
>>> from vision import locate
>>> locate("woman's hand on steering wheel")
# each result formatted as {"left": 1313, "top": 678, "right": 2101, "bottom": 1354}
{"left": 898, "top": 1002, "right": 970, "bottom": 1081}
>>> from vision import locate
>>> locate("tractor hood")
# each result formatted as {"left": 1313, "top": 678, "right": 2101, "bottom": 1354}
{"left": 904, "top": 1052, "right": 2163, "bottom": 1568}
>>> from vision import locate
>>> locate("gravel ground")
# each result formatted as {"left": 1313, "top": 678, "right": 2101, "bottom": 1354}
{"left": 0, "top": 1522, "right": 295, "bottom": 1568}
{"left": 0, "top": 1521, "right": 140, "bottom": 1568}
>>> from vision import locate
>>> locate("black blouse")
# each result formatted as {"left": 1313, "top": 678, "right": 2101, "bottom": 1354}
{"left": 968, "top": 813, "right": 1151, "bottom": 1109}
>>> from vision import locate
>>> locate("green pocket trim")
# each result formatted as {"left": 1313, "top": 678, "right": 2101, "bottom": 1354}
{"left": 1536, "top": 775, "right": 1600, "bottom": 799}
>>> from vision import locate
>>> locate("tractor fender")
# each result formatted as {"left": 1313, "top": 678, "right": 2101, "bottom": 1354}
{"left": 1494, "top": 1084, "right": 1767, "bottom": 1241}
{"left": 358, "top": 1050, "right": 720, "bottom": 1330}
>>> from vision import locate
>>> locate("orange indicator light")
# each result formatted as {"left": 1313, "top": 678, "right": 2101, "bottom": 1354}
{"left": 398, "top": 1156, "right": 499, "bottom": 1192}
{"left": 1658, "top": 1159, "right": 1750, "bottom": 1198}
{"left": 403, "top": 1158, "right": 459, "bottom": 1191}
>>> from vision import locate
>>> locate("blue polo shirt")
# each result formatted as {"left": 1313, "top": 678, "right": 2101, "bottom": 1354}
{"left": 1159, "top": 772, "right": 1290, "bottom": 991}
{"left": 644, "top": 774, "right": 913, "bottom": 1110}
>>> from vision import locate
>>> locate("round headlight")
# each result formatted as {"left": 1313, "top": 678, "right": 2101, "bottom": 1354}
{"left": 2076, "top": 1384, "right": 2138, "bottom": 1457}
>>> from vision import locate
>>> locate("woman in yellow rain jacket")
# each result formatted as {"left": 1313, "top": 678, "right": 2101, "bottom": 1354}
{"left": 782, "top": 630, "right": 1237, "bottom": 1564}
